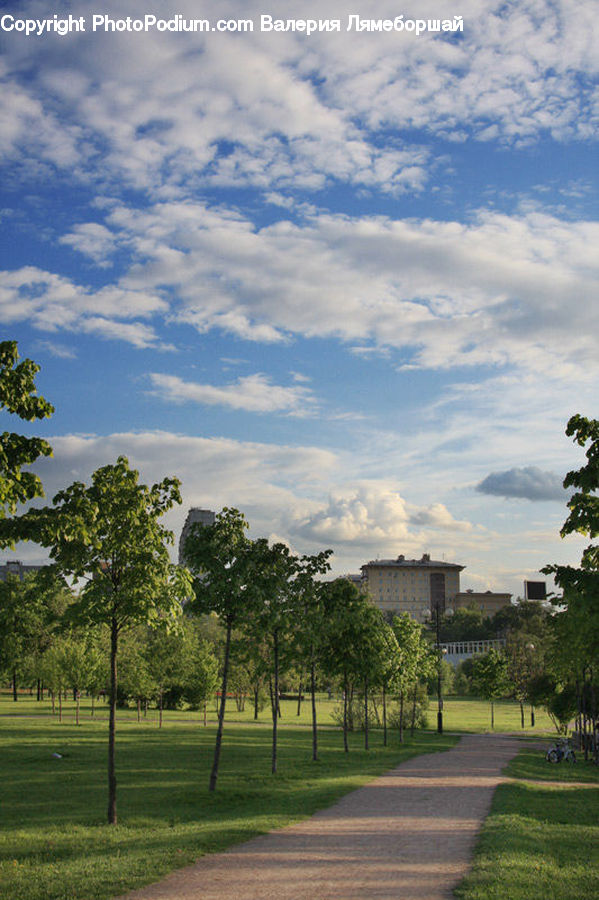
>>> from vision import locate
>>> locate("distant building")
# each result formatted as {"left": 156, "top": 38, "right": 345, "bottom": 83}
{"left": 178, "top": 508, "right": 216, "bottom": 566}
{"left": 454, "top": 590, "right": 512, "bottom": 617}
{"left": 0, "top": 560, "right": 43, "bottom": 582}
{"left": 361, "top": 553, "right": 464, "bottom": 621}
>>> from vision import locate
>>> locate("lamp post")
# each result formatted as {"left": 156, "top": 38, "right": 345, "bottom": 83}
{"left": 435, "top": 605, "right": 452, "bottom": 734}
{"left": 526, "top": 642, "right": 535, "bottom": 727}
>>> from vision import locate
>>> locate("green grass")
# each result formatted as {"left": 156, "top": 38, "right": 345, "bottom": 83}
{"left": 0, "top": 693, "right": 457, "bottom": 900}
{"left": 441, "top": 695, "right": 556, "bottom": 734}
{"left": 455, "top": 746, "right": 599, "bottom": 900}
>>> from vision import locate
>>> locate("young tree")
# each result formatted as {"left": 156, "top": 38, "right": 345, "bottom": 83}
{"left": 0, "top": 340, "right": 53, "bottom": 536}
{"left": 322, "top": 580, "right": 379, "bottom": 752}
{"left": 16, "top": 456, "right": 190, "bottom": 824}
{"left": 391, "top": 614, "right": 434, "bottom": 742}
{"left": 293, "top": 551, "right": 332, "bottom": 760}
{"left": 471, "top": 649, "right": 509, "bottom": 729}
{"left": 184, "top": 507, "right": 259, "bottom": 791}
{"left": 183, "top": 625, "right": 219, "bottom": 725}
{"left": 251, "top": 539, "right": 298, "bottom": 773}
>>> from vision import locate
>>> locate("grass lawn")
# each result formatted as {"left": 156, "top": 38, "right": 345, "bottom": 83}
{"left": 0, "top": 692, "right": 457, "bottom": 900}
{"left": 441, "top": 695, "right": 556, "bottom": 734}
{"left": 455, "top": 745, "right": 599, "bottom": 900}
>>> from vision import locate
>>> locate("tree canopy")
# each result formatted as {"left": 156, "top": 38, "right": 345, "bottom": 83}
{"left": 0, "top": 341, "right": 53, "bottom": 541}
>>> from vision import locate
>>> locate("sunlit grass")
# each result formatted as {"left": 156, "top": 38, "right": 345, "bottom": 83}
{"left": 0, "top": 691, "right": 457, "bottom": 900}
{"left": 455, "top": 745, "right": 599, "bottom": 900}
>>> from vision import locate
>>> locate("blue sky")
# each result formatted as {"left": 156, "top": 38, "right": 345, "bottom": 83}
{"left": 1, "top": 0, "right": 597, "bottom": 597}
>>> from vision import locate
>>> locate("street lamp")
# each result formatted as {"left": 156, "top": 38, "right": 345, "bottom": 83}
{"left": 433, "top": 603, "right": 450, "bottom": 734}
{"left": 526, "top": 642, "right": 536, "bottom": 727}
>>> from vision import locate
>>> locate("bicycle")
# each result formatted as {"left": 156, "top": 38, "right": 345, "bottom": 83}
{"left": 546, "top": 738, "right": 576, "bottom": 764}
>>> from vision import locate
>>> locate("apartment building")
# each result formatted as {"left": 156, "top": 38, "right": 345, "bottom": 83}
{"left": 360, "top": 553, "right": 464, "bottom": 621}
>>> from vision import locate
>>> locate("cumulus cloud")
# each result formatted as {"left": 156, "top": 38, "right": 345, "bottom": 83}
{"left": 476, "top": 466, "right": 567, "bottom": 501}
{"left": 291, "top": 483, "right": 474, "bottom": 546}
{"left": 147, "top": 372, "right": 317, "bottom": 415}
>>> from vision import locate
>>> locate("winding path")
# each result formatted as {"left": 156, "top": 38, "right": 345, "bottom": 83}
{"left": 117, "top": 733, "right": 521, "bottom": 900}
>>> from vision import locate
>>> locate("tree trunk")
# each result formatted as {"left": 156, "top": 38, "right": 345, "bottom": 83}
{"left": 159, "top": 689, "right": 163, "bottom": 729}
{"left": 203, "top": 699, "right": 208, "bottom": 726}
{"left": 12, "top": 668, "right": 17, "bottom": 702}
{"left": 51, "top": 690, "right": 55, "bottom": 716}
{"left": 410, "top": 682, "right": 418, "bottom": 737}
{"left": 254, "top": 687, "right": 259, "bottom": 720}
{"left": 520, "top": 701, "right": 524, "bottom": 729}
{"left": 37, "top": 678, "right": 41, "bottom": 701}
{"left": 382, "top": 683, "right": 387, "bottom": 747}
{"left": 343, "top": 675, "right": 349, "bottom": 753}
{"left": 137, "top": 698, "right": 141, "bottom": 723}
{"left": 272, "top": 630, "right": 279, "bottom": 774}
{"left": 491, "top": 700, "right": 495, "bottom": 730}
{"left": 209, "top": 617, "right": 232, "bottom": 792}
{"left": 59, "top": 689, "right": 62, "bottom": 723}
{"left": 530, "top": 705, "right": 535, "bottom": 727}
{"left": 75, "top": 690, "right": 80, "bottom": 726}
{"left": 107, "top": 615, "right": 119, "bottom": 825}
{"left": 310, "top": 658, "right": 318, "bottom": 761}
{"left": 399, "top": 690, "right": 405, "bottom": 744}
{"left": 364, "top": 676, "right": 369, "bottom": 750}
{"left": 297, "top": 674, "right": 303, "bottom": 717}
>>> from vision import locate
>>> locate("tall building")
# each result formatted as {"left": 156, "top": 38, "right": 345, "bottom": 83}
{"left": 361, "top": 553, "right": 464, "bottom": 621}
{"left": 178, "top": 508, "right": 216, "bottom": 565}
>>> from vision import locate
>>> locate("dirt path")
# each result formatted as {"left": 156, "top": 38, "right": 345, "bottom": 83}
{"left": 117, "top": 733, "right": 521, "bottom": 900}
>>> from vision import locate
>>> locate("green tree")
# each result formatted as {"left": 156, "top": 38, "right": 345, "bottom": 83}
{"left": 471, "top": 649, "right": 509, "bottom": 729}
{"left": 183, "top": 625, "right": 219, "bottom": 725}
{"left": 17, "top": 456, "right": 190, "bottom": 824}
{"left": 543, "top": 415, "right": 599, "bottom": 752}
{"left": 391, "top": 614, "right": 435, "bottom": 742}
{"left": 322, "top": 580, "right": 380, "bottom": 752}
{"left": 184, "top": 507, "right": 260, "bottom": 791}
{"left": 250, "top": 540, "right": 298, "bottom": 774}
{"left": 0, "top": 341, "right": 53, "bottom": 536}
{"left": 293, "top": 551, "right": 332, "bottom": 760}
{"left": 0, "top": 568, "right": 70, "bottom": 701}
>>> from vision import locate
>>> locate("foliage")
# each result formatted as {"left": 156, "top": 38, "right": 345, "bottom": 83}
{"left": 438, "top": 605, "right": 495, "bottom": 641}
{"left": 184, "top": 507, "right": 261, "bottom": 790}
{"left": 543, "top": 414, "right": 599, "bottom": 640}
{"left": 0, "top": 568, "right": 71, "bottom": 694}
{"left": 0, "top": 341, "right": 53, "bottom": 538}
{"left": 471, "top": 649, "right": 510, "bottom": 728}
{"left": 14, "top": 456, "right": 190, "bottom": 824}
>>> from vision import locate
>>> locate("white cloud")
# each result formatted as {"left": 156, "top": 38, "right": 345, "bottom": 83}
{"left": 291, "top": 482, "right": 474, "bottom": 547}
{"left": 60, "top": 223, "right": 117, "bottom": 266}
{"left": 0, "top": 267, "right": 171, "bottom": 349}
{"left": 147, "top": 372, "right": 317, "bottom": 415}
{"left": 106, "top": 202, "right": 599, "bottom": 379}
{"left": 1, "top": 1, "right": 596, "bottom": 194}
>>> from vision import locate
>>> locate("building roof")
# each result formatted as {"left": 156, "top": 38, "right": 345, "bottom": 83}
{"left": 361, "top": 553, "right": 464, "bottom": 572}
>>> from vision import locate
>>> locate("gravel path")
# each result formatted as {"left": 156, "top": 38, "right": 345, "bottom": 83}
{"left": 117, "top": 733, "right": 521, "bottom": 900}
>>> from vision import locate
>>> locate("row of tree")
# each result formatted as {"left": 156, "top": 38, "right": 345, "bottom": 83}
{"left": 1, "top": 341, "right": 597, "bottom": 821}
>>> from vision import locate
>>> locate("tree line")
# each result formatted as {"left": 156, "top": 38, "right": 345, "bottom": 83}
{"left": 1, "top": 341, "right": 597, "bottom": 826}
